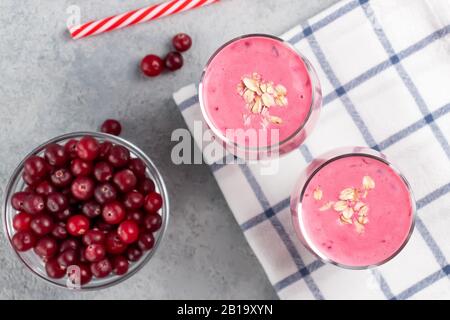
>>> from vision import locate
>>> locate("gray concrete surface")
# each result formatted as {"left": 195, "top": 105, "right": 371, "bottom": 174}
{"left": 0, "top": 0, "right": 338, "bottom": 299}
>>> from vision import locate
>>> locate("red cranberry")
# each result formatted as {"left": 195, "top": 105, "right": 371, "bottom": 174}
{"left": 57, "top": 248, "right": 79, "bottom": 268}
{"left": 172, "top": 33, "right": 192, "bottom": 52}
{"left": 113, "top": 169, "right": 137, "bottom": 193}
{"left": 46, "top": 192, "right": 69, "bottom": 213}
{"left": 137, "top": 232, "right": 155, "bottom": 251}
{"left": 24, "top": 156, "right": 47, "bottom": 178}
{"left": 76, "top": 136, "right": 100, "bottom": 161}
{"left": 30, "top": 214, "right": 54, "bottom": 236}
{"left": 13, "top": 212, "right": 32, "bottom": 231}
{"left": 112, "top": 256, "right": 129, "bottom": 275}
{"left": 102, "top": 201, "right": 126, "bottom": 224}
{"left": 144, "top": 192, "right": 163, "bottom": 213}
{"left": 34, "top": 236, "right": 59, "bottom": 261}
{"left": 45, "top": 259, "right": 66, "bottom": 279}
{"left": 165, "top": 51, "right": 183, "bottom": 71}
{"left": 128, "top": 158, "right": 146, "bottom": 177}
{"left": 50, "top": 168, "right": 72, "bottom": 187}
{"left": 60, "top": 238, "right": 80, "bottom": 252}
{"left": 82, "top": 201, "right": 101, "bottom": 218}
{"left": 12, "top": 230, "right": 36, "bottom": 251}
{"left": 66, "top": 214, "right": 90, "bottom": 236}
{"left": 90, "top": 258, "right": 112, "bottom": 278}
{"left": 141, "top": 54, "right": 164, "bottom": 77}
{"left": 117, "top": 220, "right": 139, "bottom": 244}
{"left": 82, "top": 229, "right": 105, "bottom": 246}
{"left": 108, "top": 145, "right": 130, "bottom": 168}
{"left": 144, "top": 213, "right": 162, "bottom": 232}
{"left": 105, "top": 232, "right": 127, "bottom": 254}
{"left": 11, "top": 192, "right": 30, "bottom": 211}
{"left": 127, "top": 210, "right": 145, "bottom": 224}
{"left": 95, "top": 220, "right": 114, "bottom": 232}
{"left": 23, "top": 193, "right": 45, "bottom": 214}
{"left": 98, "top": 141, "right": 113, "bottom": 159}
{"left": 22, "top": 172, "right": 42, "bottom": 186}
{"left": 36, "top": 181, "right": 56, "bottom": 196}
{"left": 126, "top": 245, "right": 143, "bottom": 262}
{"left": 124, "top": 191, "right": 144, "bottom": 210}
{"left": 101, "top": 119, "right": 122, "bottom": 136}
{"left": 94, "top": 182, "right": 117, "bottom": 204}
{"left": 70, "top": 159, "right": 93, "bottom": 176}
{"left": 55, "top": 207, "right": 73, "bottom": 221}
{"left": 84, "top": 243, "right": 106, "bottom": 262}
{"left": 138, "top": 178, "right": 155, "bottom": 194}
{"left": 93, "top": 162, "right": 113, "bottom": 182}
{"left": 64, "top": 139, "right": 79, "bottom": 159}
{"left": 52, "top": 222, "right": 68, "bottom": 239}
{"left": 67, "top": 263, "right": 92, "bottom": 285}
{"left": 71, "top": 176, "right": 95, "bottom": 200}
{"left": 44, "top": 144, "right": 67, "bottom": 167}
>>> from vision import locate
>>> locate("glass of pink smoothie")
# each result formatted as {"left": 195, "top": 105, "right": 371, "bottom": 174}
{"left": 290, "top": 147, "right": 415, "bottom": 269}
{"left": 199, "top": 34, "right": 322, "bottom": 159}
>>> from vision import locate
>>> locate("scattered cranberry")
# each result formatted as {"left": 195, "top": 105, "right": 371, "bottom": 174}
{"left": 165, "top": 51, "right": 183, "bottom": 71}
{"left": 12, "top": 230, "right": 36, "bottom": 251}
{"left": 94, "top": 182, "right": 117, "bottom": 204}
{"left": 84, "top": 243, "right": 106, "bottom": 262}
{"left": 45, "top": 144, "right": 67, "bottom": 167}
{"left": 66, "top": 214, "right": 90, "bottom": 236}
{"left": 98, "top": 141, "right": 113, "bottom": 159}
{"left": 172, "top": 33, "right": 192, "bottom": 52}
{"left": 64, "top": 139, "right": 79, "bottom": 159}
{"left": 76, "top": 136, "right": 100, "bottom": 161}
{"left": 90, "top": 258, "right": 112, "bottom": 278}
{"left": 113, "top": 169, "right": 137, "bottom": 193}
{"left": 57, "top": 248, "right": 79, "bottom": 268}
{"left": 52, "top": 222, "right": 68, "bottom": 240}
{"left": 137, "top": 232, "right": 155, "bottom": 251}
{"left": 13, "top": 212, "right": 32, "bottom": 231}
{"left": 82, "top": 229, "right": 105, "bottom": 246}
{"left": 112, "top": 256, "right": 129, "bottom": 275}
{"left": 46, "top": 259, "right": 66, "bottom": 279}
{"left": 34, "top": 236, "right": 59, "bottom": 261}
{"left": 24, "top": 156, "right": 47, "bottom": 178}
{"left": 60, "top": 238, "right": 80, "bottom": 252}
{"left": 46, "top": 192, "right": 68, "bottom": 213}
{"left": 128, "top": 158, "right": 146, "bottom": 177}
{"left": 108, "top": 145, "right": 130, "bottom": 168}
{"left": 71, "top": 176, "right": 95, "bottom": 200}
{"left": 144, "top": 192, "right": 163, "bottom": 213}
{"left": 101, "top": 119, "right": 122, "bottom": 136}
{"left": 126, "top": 245, "right": 143, "bottom": 262}
{"left": 11, "top": 192, "right": 29, "bottom": 211}
{"left": 71, "top": 158, "right": 93, "bottom": 176}
{"left": 30, "top": 214, "right": 54, "bottom": 236}
{"left": 105, "top": 232, "right": 127, "bottom": 255}
{"left": 127, "top": 210, "right": 145, "bottom": 224}
{"left": 67, "top": 263, "right": 92, "bottom": 285}
{"left": 143, "top": 213, "right": 162, "bottom": 232}
{"left": 102, "top": 201, "right": 126, "bottom": 224}
{"left": 82, "top": 201, "right": 101, "bottom": 218}
{"left": 118, "top": 220, "right": 139, "bottom": 244}
{"left": 138, "top": 178, "right": 155, "bottom": 194}
{"left": 93, "top": 161, "right": 113, "bottom": 182}
{"left": 124, "top": 191, "right": 144, "bottom": 210}
{"left": 50, "top": 168, "right": 72, "bottom": 187}
{"left": 36, "top": 181, "right": 56, "bottom": 196}
{"left": 141, "top": 54, "right": 164, "bottom": 77}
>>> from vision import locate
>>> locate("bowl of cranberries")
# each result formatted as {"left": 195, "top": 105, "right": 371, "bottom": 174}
{"left": 3, "top": 131, "right": 169, "bottom": 289}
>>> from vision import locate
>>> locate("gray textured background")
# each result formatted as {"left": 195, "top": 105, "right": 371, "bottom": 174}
{"left": 0, "top": 0, "right": 338, "bottom": 299}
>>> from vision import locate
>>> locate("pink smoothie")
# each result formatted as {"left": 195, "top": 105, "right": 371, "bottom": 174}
{"left": 200, "top": 36, "right": 313, "bottom": 148}
{"left": 299, "top": 155, "right": 414, "bottom": 267}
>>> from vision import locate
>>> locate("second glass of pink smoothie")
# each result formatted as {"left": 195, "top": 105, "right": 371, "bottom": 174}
{"left": 199, "top": 34, "right": 322, "bottom": 159}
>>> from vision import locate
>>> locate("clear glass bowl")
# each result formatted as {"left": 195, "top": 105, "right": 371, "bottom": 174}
{"left": 290, "top": 147, "right": 416, "bottom": 269}
{"left": 2, "top": 131, "right": 170, "bottom": 290}
{"left": 199, "top": 34, "right": 322, "bottom": 160}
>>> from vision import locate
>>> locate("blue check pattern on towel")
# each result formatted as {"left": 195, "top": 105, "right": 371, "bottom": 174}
{"left": 173, "top": 0, "right": 450, "bottom": 299}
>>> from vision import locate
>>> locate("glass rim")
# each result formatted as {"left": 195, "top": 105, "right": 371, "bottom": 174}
{"left": 2, "top": 131, "right": 170, "bottom": 290}
{"left": 198, "top": 33, "right": 321, "bottom": 152}
{"left": 291, "top": 146, "right": 416, "bottom": 270}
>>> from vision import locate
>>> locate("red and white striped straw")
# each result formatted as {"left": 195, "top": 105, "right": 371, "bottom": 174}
{"left": 69, "top": 0, "right": 220, "bottom": 40}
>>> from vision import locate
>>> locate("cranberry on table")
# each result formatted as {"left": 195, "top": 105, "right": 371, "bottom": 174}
{"left": 84, "top": 243, "right": 106, "bottom": 262}
{"left": 71, "top": 158, "right": 93, "bottom": 176}
{"left": 124, "top": 191, "right": 144, "bottom": 210}
{"left": 13, "top": 212, "right": 32, "bottom": 231}
{"left": 127, "top": 210, "right": 145, "bottom": 224}
{"left": 46, "top": 259, "right": 66, "bottom": 279}
{"left": 94, "top": 182, "right": 117, "bottom": 204}
{"left": 50, "top": 168, "right": 72, "bottom": 187}
{"left": 105, "top": 232, "right": 127, "bottom": 254}
{"left": 118, "top": 220, "right": 140, "bottom": 244}
{"left": 23, "top": 194, "right": 45, "bottom": 214}
{"left": 12, "top": 230, "right": 36, "bottom": 251}
{"left": 93, "top": 161, "right": 113, "bottom": 182}
{"left": 45, "top": 143, "right": 67, "bottom": 167}
{"left": 60, "top": 238, "right": 80, "bottom": 252}
{"left": 101, "top": 119, "right": 122, "bottom": 136}
{"left": 71, "top": 176, "right": 95, "bottom": 200}
{"left": 112, "top": 256, "right": 129, "bottom": 276}
{"left": 102, "top": 201, "right": 126, "bottom": 224}
{"left": 57, "top": 248, "right": 79, "bottom": 268}
{"left": 24, "top": 156, "right": 47, "bottom": 178}
{"left": 67, "top": 263, "right": 92, "bottom": 285}
{"left": 11, "top": 191, "right": 30, "bottom": 211}
{"left": 143, "top": 213, "right": 162, "bottom": 232}
{"left": 76, "top": 136, "right": 100, "bottom": 161}
{"left": 35, "top": 181, "right": 56, "bottom": 196}
{"left": 165, "top": 51, "right": 184, "bottom": 71}
{"left": 143, "top": 192, "right": 163, "bottom": 213}
{"left": 141, "top": 54, "right": 164, "bottom": 77}
{"left": 46, "top": 192, "right": 69, "bottom": 213}
{"left": 90, "top": 258, "right": 112, "bottom": 278}
{"left": 66, "top": 214, "right": 90, "bottom": 236}
{"left": 82, "top": 229, "right": 105, "bottom": 246}
{"left": 64, "top": 139, "right": 79, "bottom": 159}
{"left": 98, "top": 141, "right": 113, "bottom": 159}
{"left": 113, "top": 169, "right": 137, "bottom": 193}
{"left": 82, "top": 201, "right": 101, "bottom": 218}
{"left": 108, "top": 145, "right": 130, "bottom": 168}
{"left": 52, "top": 222, "right": 68, "bottom": 240}
{"left": 126, "top": 245, "right": 143, "bottom": 262}
{"left": 137, "top": 232, "right": 155, "bottom": 251}
{"left": 138, "top": 178, "right": 155, "bottom": 195}
{"left": 34, "top": 236, "right": 59, "bottom": 261}
{"left": 30, "top": 214, "right": 54, "bottom": 236}
{"left": 128, "top": 158, "right": 146, "bottom": 177}
{"left": 172, "top": 33, "right": 192, "bottom": 52}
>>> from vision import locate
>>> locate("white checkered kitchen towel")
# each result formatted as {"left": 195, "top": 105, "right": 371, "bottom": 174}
{"left": 173, "top": 0, "right": 450, "bottom": 299}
